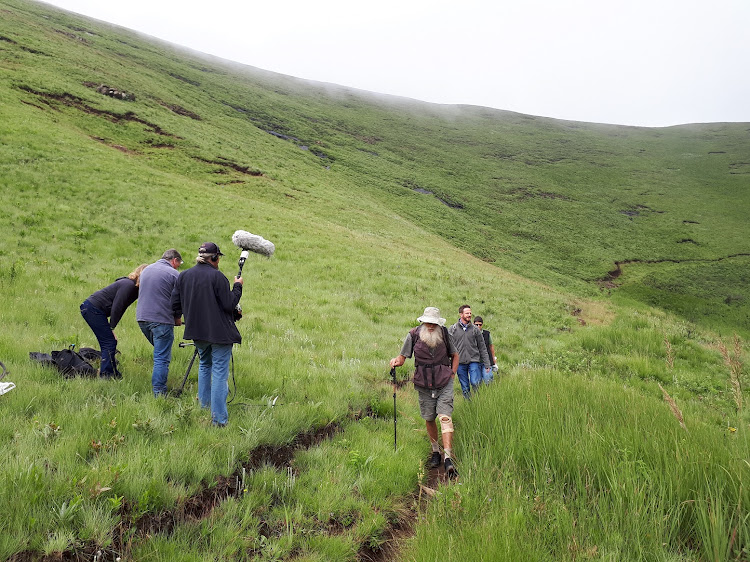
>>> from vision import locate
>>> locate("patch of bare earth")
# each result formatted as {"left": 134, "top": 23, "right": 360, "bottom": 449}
{"left": 11, "top": 423, "right": 342, "bottom": 561}
{"left": 17, "top": 86, "right": 177, "bottom": 138}
{"left": 11, "top": 399, "right": 451, "bottom": 562}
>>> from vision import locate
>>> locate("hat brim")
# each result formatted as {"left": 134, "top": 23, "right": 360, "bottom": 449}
{"left": 417, "top": 315, "right": 446, "bottom": 327}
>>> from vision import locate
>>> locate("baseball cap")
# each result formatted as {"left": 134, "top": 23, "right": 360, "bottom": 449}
{"left": 198, "top": 242, "right": 224, "bottom": 256}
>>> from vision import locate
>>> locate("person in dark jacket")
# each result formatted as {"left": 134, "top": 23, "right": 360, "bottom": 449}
{"left": 473, "top": 316, "right": 498, "bottom": 380}
{"left": 390, "top": 307, "right": 460, "bottom": 479}
{"left": 80, "top": 264, "right": 147, "bottom": 379}
{"left": 171, "top": 242, "right": 243, "bottom": 426}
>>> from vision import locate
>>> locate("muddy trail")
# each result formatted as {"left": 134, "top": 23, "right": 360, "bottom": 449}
{"left": 599, "top": 252, "right": 750, "bottom": 287}
{"left": 10, "top": 423, "right": 343, "bottom": 562}
{"left": 10, "top": 398, "right": 452, "bottom": 562}
{"left": 360, "top": 462, "right": 453, "bottom": 562}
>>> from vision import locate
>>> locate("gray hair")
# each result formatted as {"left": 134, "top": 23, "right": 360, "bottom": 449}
{"left": 161, "top": 248, "right": 182, "bottom": 261}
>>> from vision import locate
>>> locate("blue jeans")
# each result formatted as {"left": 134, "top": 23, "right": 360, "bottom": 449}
{"left": 80, "top": 300, "right": 118, "bottom": 377}
{"left": 481, "top": 366, "right": 494, "bottom": 385}
{"left": 139, "top": 322, "right": 174, "bottom": 396}
{"left": 195, "top": 341, "right": 233, "bottom": 425}
{"left": 456, "top": 362, "right": 484, "bottom": 398}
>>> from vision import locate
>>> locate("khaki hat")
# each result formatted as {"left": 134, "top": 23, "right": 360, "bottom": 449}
{"left": 417, "top": 306, "right": 446, "bottom": 327}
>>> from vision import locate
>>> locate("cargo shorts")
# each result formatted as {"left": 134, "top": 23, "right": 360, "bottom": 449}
{"left": 416, "top": 378, "right": 454, "bottom": 421}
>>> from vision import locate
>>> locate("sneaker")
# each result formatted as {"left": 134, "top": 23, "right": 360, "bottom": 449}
{"left": 427, "top": 451, "right": 441, "bottom": 469}
{"left": 444, "top": 458, "right": 458, "bottom": 480}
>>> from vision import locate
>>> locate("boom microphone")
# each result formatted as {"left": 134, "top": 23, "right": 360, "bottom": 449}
{"left": 232, "top": 230, "right": 275, "bottom": 276}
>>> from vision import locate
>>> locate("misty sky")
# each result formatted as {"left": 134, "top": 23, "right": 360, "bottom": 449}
{"left": 40, "top": 0, "right": 750, "bottom": 127}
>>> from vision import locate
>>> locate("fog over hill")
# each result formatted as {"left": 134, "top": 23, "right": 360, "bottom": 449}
{"left": 40, "top": 0, "right": 750, "bottom": 127}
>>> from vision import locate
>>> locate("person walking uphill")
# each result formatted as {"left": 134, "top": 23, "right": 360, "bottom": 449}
{"left": 473, "top": 316, "right": 498, "bottom": 380}
{"left": 80, "top": 264, "right": 148, "bottom": 379}
{"left": 448, "top": 304, "right": 491, "bottom": 398}
{"left": 171, "top": 242, "right": 243, "bottom": 427}
{"left": 137, "top": 249, "right": 183, "bottom": 397}
{"left": 390, "top": 307, "right": 460, "bottom": 479}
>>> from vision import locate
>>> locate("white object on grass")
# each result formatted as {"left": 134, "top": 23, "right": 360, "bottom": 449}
{"left": 0, "top": 382, "right": 16, "bottom": 395}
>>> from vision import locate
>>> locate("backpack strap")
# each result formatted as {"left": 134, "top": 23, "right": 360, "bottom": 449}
{"left": 411, "top": 326, "right": 451, "bottom": 367}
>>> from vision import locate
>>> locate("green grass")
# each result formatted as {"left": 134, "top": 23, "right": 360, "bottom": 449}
{"left": 406, "top": 372, "right": 749, "bottom": 561}
{"left": 0, "top": 0, "right": 748, "bottom": 559}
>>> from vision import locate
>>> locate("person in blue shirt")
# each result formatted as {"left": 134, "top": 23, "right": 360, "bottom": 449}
{"left": 136, "top": 249, "right": 183, "bottom": 396}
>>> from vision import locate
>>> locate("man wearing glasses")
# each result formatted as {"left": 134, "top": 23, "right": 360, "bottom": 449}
{"left": 137, "top": 248, "right": 183, "bottom": 396}
{"left": 448, "top": 305, "right": 492, "bottom": 398}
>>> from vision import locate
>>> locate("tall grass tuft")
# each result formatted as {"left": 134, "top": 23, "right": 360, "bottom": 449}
{"left": 719, "top": 335, "right": 744, "bottom": 413}
{"left": 664, "top": 333, "right": 675, "bottom": 371}
{"left": 406, "top": 370, "right": 749, "bottom": 561}
{"left": 658, "top": 383, "right": 687, "bottom": 431}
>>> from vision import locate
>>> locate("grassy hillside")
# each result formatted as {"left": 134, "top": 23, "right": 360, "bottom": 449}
{"left": 0, "top": 0, "right": 748, "bottom": 560}
{"left": 3, "top": 0, "right": 749, "bottom": 336}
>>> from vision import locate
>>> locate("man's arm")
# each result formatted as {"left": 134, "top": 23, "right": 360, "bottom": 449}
{"left": 390, "top": 332, "right": 414, "bottom": 368}
{"left": 170, "top": 281, "right": 182, "bottom": 319}
{"left": 213, "top": 272, "right": 243, "bottom": 313}
{"left": 109, "top": 283, "right": 137, "bottom": 330}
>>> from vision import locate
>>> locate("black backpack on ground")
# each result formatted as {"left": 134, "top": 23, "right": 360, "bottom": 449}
{"left": 30, "top": 345, "right": 97, "bottom": 378}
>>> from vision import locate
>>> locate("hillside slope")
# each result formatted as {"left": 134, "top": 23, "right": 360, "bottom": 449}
{"left": 0, "top": 1, "right": 748, "bottom": 561}
{"left": 2, "top": 0, "right": 748, "bottom": 335}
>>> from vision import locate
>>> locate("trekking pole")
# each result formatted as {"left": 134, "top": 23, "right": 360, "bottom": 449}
{"left": 390, "top": 367, "right": 397, "bottom": 452}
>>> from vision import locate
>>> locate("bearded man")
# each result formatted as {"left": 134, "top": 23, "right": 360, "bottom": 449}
{"left": 390, "top": 307, "right": 460, "bottom": 478}
{"left": 448, "top": 304, "right": 491, "bottom": 398}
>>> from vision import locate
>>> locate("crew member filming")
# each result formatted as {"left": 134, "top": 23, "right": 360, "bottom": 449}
{"left": 171, "top": 242, "right": 243, "bottom": 427}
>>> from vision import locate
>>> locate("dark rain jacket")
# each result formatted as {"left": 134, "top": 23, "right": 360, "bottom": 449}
{"left": 171, "top": 262, "right": 242, "bottom": 345}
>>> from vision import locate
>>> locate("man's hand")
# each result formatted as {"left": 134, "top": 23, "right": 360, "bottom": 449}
{"left": 174, "top": 317, "right": 182, "bottom": 326}
{"left": 390, "top": 355, "right": 405, "bottom": 369}
{"left": 234, "top": 276, "right": 244, "bottom": 286}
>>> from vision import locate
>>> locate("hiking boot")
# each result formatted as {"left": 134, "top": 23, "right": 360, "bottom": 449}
{"left": 444, "top": 458, "right": 458, "bottom": 480}
{"left": 427, "top": 451, "right": 441, "bottom": 469}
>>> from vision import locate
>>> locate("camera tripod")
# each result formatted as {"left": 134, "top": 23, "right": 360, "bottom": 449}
{"left": 173, "top": 341, "right": 239, "bottom": 403}
{"left": 172, "top": 341, "right": 199, "bottom": 398}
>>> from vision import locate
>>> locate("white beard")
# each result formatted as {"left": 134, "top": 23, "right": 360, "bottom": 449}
{"left": 419, "top": 324, "right": 443, "bottom": 349}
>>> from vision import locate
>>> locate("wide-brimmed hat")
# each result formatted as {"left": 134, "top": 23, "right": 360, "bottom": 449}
{"left": 417, "top": 306, "right": 446, "bottom": 327}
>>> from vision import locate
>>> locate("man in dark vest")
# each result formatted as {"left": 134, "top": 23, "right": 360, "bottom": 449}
{"left": 390, "top": 307, "right": 460, "bottom": 478}
{"left": 473, "top": 316, "right": 497, "bottom": 380}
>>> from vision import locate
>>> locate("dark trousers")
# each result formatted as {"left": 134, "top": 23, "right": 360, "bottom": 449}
{"left": 80, "top": 300, "right": 118, "bottom": 377}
